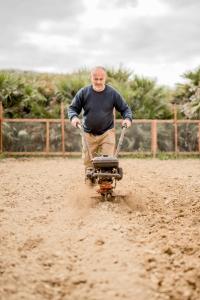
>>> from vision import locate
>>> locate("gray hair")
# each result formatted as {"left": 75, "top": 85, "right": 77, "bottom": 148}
{"left": 91, "top": 66, "right": 106, "bottom": 74}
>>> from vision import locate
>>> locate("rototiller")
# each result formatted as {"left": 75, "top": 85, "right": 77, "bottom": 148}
{"left": 78, "top": 124, "right": 127, "bottom": 201}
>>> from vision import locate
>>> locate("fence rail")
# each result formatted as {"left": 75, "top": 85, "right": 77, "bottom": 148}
{"left": 0, "top": 102, "right": 200, "bottom": 157}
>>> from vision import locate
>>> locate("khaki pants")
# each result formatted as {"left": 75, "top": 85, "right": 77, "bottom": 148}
{"left": 82, "top": 128, "right": 116, "bottom": 168}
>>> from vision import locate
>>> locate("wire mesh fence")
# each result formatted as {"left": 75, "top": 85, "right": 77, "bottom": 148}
{"left": 0, "top": 102, "right": 200, "bottom": 156}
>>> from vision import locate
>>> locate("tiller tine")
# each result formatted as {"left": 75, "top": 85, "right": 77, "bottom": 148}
{"left": 97, "top": 181, "right": 113, "bottom": 195}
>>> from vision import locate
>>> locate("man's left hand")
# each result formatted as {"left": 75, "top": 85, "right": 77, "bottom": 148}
{"left": 122, "top": 119, "right": 132, "bottom": 128}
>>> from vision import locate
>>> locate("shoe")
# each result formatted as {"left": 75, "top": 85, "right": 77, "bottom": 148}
{"left": 85, "top": 167, "right": 94, "bottom": 179}
{"left": 85, "top": 167, "right": 95, "bottom": 186}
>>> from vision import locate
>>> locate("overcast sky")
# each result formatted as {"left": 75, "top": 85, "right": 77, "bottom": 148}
{"left": 0, "top": 0, "right": 199, "bottom": 86}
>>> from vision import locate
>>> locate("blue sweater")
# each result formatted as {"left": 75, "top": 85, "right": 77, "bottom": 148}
{"left": 67, "top": 84, "right": 133, "bottom": 135}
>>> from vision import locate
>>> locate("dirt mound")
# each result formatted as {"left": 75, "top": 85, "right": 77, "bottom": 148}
{"left": 0, "top": 158, "right": 200, "bottom": 299}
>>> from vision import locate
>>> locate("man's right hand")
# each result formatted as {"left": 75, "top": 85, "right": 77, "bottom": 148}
{"left": 71, "top": 117, "right": 81, "bottom": 128}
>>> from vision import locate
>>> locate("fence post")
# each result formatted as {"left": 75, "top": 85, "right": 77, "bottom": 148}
{"left": 173, "top": 104, "right": 178, "bottom": 155}
{"left": 0, "top": 101, "right": 3, "bottom": 153}
{"left": 151, "top": 120, "right": 157, "bottom": 158}
{"left": 198, "top": 122, "right": 200, "bottom": 153}
{"left": 46, "top": 121, "right": 50, "bottom": 153}
{"left": 61, "top": 102, "right": 65, "bottom": 155}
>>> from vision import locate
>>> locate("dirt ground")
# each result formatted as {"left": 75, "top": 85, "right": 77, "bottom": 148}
{"left": 0, "top": 158, "right": 200, "bottom": 300}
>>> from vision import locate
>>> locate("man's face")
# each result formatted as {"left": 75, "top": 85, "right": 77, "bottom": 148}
{"left": 91, "top": 69, "right": 106, "bottom": 92}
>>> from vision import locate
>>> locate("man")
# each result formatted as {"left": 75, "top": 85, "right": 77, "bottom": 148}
{"left": 67, "top": 66, "right": 132, "bottom": 174}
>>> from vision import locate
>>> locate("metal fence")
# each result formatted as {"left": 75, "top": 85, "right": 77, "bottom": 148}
{"left": 0, "top": 102, "right": 200, "bottom": 157}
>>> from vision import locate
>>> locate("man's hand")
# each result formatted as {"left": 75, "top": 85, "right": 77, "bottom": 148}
{"left": 122, "top": 118, "right": 132, "bottom": 128}
{"left": 71, "top": 117, "right": 81, "bottom": 128}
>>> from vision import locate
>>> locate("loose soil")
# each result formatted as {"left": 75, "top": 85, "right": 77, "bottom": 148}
{"left": 0, "top": 158, "right": 200, "bottom": 300}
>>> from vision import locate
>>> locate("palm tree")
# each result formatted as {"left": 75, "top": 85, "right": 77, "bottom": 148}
{"left": 129, "top": 75, "right": 172, "bottom": 119}
{"left": 173, "top": 66, "right": 200, "bottom": 119}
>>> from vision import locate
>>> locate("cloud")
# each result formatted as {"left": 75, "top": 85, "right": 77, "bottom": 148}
{"left": 0, "top": 0, "right": 199, "bottom": 86}
{"left": 0, "top": 0, "right": 84, "bottom": 21}
{"left": 114, "top": 0, "right": 138, "bottom": 7}
{"left": 98, "top": 0, "right": 138, "bottom": 9}
{"left": 78, "top": 0, "right": 200, "bottom": 64}
{"left": 161, "top": 0, "right": 200, "bottom": 9}
{"left": 20, "top": 32, "right": 80, "bottom": 54}
{"left": 0, "top": 0, "right": 85, "bottom": 46}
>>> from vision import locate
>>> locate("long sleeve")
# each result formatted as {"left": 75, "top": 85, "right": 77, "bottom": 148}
{"left": 67, "top": 88, "right": 84, "bottom": 120}
{"left": 114, "top": 92, "right": 133, "bottom": 121}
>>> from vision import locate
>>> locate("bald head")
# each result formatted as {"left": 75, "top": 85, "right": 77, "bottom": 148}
{"left": 90, "top": 66, "right": 107, "bottom": 92}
